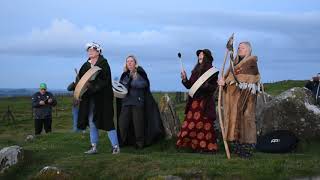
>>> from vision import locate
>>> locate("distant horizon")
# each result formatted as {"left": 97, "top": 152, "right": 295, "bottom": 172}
{"left": 0, "top": 79, "right": 310, "bottom": 92}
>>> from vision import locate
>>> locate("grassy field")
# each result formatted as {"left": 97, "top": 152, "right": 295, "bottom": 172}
{"left": 263, "top": 80, "right": 308, "bottom": 96}
{"left": 0, "top": 80, "right": 319, "bottom": 179}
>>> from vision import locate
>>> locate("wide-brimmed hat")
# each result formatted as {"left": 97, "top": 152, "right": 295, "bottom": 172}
{"left": 196, "top": 49, "right": 213, "bottom": 62}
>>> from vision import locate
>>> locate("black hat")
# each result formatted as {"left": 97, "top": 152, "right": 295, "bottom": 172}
{"left": 196, "top": 49, "right": 213, "bottom": 62}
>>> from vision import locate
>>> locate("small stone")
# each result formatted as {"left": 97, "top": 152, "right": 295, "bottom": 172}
{"left": 25, "top": 135, "right": 35, "bottom": 142}
{"left": 35, "top": 166, "right": 70, "bottom": 180}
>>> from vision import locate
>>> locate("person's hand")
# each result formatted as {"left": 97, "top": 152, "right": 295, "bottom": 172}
{"left": 181, "top": 70, "right": 187, "bottom": 81}
{"left": 129, "top": 71, "right": 137, "bottom": 79}
{"left": 48, "top": 98, "right": 53, "bottom": 103}
{"left": 74, "top": 99, "right": 80, "bottom": 106}
{"left": 218, "top": 78, "right": 226, "bottom": 86}
{"left": 39, "top": 100, "right": 45, "bottom": 105}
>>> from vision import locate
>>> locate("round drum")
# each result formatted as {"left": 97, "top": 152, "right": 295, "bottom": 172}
{"left": 74, "top": 66, "right": 102, "bottom": 100}
{"left": 112, "top": 81, "right": 128, "bottom": 98}
{"left": 189, "top": 67, "right": 219, "bottom": 98}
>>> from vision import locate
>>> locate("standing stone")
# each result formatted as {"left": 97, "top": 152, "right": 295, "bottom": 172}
{"left": 159, "top": 94, "right": 181, "bottom": 139}
{"left": 0, "top": 146, "right": 24, "bottom": 173}
{"left": 175, "top": 92, "right": 182, "bottom": 103}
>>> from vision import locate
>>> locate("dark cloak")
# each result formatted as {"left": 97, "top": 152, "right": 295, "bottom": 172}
{"left": 116, "top": 66, "right": 164, "bottom": 146}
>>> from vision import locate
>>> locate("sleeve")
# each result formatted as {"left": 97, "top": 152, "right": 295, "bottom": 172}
{"left": 32, "top": 93, "right": 41, "bottom": 108}
{"left": 49, "top": 93, "right": 57, "bottom": 107}
{"left": 120, "top": 75, "right": 131, "bottom": 89}
{"left": 87, "top": 63, "right": 109, "bottom": 94}
{"left": 67, "top": 82, "right": 76, "bottom": 91}
{"left": 181, "top": 71, "right": 194, "bottom": 90}
{"left": 182, "top": 79, "right": 192, "bottom": 89}
{"left": 305, "top": 81, "right": 313, "bottom": 91}
{"left": 78, "top": 63, "right": 87, "bottom": 79}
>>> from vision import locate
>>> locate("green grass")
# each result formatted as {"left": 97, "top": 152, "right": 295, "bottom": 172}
{"left": 263, "top": 80, "right": 307, "bottom": 96}
{"left": 0, "top": 80, "right": 319, "bottom": 179}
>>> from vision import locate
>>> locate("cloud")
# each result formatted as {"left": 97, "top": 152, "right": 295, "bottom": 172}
{"left": 0, "top": 19, "right": 185, "bottom": 61}
{"left": 0, "top": 10, "right": 319, "bottom": 59}
{"left": 0, "top": 8, "right": 319, "bottom": 90}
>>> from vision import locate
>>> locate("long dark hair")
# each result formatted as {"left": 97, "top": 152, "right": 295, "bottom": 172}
{"left": 192, "top": 55, "right": 213, "bottom": 76}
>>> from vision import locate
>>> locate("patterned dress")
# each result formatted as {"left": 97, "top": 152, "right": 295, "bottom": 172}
{"left": 176, "top": 99, "right": 218, "bottom": 152}
{"left": 176, "top": 63, "right": 219, "bottom": 153}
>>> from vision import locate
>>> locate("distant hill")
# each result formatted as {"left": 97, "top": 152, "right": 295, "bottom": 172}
{"left": 0, "top": 88, "right": 70, "bottom": 98}
{"left": 263, "top": 80, "right": 307, "bottom": 96}
{"left": 0, "top": 80, "right": 308, "bottom": 98}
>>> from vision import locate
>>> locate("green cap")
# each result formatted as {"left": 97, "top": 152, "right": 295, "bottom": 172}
{"left": 39, "top": 83, "right": 47, "bottom": 89}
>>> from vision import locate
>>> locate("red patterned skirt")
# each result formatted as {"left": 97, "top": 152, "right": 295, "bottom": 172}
{"left": 176, "top": 99, "right": 218, "bottom": 152}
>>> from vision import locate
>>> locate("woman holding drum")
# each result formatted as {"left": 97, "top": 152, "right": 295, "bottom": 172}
{"left": 73, "top": 42, "right": 120, "bottom": 155}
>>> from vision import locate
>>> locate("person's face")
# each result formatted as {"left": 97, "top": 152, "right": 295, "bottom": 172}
{"left": 126, "top": 57, "right": 136, "bottom": 71}
{"left": 87, "top": 48, "right": 100, "bottom": 59}
{"left": 198, "top": 52, "right": 204, "bottom": 64}
{"left": 40, "top": 88, "right": 46, "bottom": 95}
{"left": 238, "top": 43, "right": 249, "bottom": 58}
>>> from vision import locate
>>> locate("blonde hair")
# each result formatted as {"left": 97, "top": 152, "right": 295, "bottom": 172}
{"left": 123, "top": 55, "right": 139, "bottom": 79}
{"left": 235, "top": 41, "right": 252, "bottom": 63}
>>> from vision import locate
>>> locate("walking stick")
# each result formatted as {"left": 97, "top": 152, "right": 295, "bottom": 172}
{"left": 261, "top": 81, "right": 267, "bottom": 103}
{"left": 316, "top": 82, "right": 320, "bottom": 102}
{"left": 218, "top": 33, "right": 234, "bottom": 159}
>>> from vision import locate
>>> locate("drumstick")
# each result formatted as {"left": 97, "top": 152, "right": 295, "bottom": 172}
{"left": 74, "top": 68, "right": 78, "bottom": 76}
{"left": 177, "top": 52, "right": 185, "bottom": 72}
{"left": 74, "top": 68, "right": 79, "bottom": 82}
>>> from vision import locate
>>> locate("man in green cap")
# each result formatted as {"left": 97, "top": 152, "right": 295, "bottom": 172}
{"left": 32, "top": 83, "right": 57, "bottom": 135}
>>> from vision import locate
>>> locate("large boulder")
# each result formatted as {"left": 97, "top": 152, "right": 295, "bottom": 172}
{"left": 159, "top": 94, "right": 181, "bottom": 139}
{"left": 0, "top": 145, "right": 24, "bottom": 173}
{"left": 257, "top": 87, "right": 320, "bottom": 139}
{"left": 256, "top": 92, "right": 273, "bottom": 135}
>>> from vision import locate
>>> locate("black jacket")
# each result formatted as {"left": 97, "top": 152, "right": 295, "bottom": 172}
{"left": 305, "top": 80, "right": 320, "bottom": 104}
{"left": 121, "top": 73, "right": 148, "bottom": 106}
{"left": 32, "top": 91, "right": 57, "bottom": 119}
{"left": 77, "top": 55, "right": 115, "bottom": 131}
{"left": 116, "top": 66, "right": 164, "bottom": 146}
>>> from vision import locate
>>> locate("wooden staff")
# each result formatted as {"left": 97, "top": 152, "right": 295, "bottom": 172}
{"left": 261, "top": 81, "right": 267, "bottom": 103}
{"left": 316, "top": 82, "right": 320, "bottom": 102}
{"left": 217, "top": 33, "right": 234, "bottom": 159}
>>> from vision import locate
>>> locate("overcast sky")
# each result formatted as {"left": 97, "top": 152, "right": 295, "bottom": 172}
{"left": 0, "top": 0, "right": 319, "bottom": 91}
